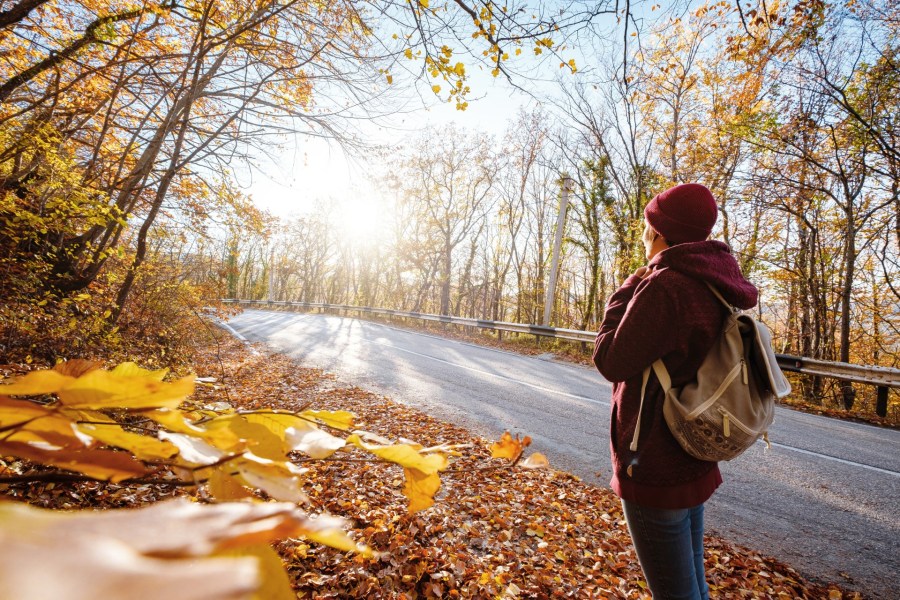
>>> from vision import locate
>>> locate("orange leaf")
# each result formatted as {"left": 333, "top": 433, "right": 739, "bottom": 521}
{"left": 489, "top": 431, "right": 531, "bottom": 461}
{"left": 402, "top": 467, "right": 441, "bottom": 513}
{"left": 53, "top": 360, "right": 103, "bottom": 378}
{"left": 0, "top": 395, "right": 55, "bottom": 425}
{"left": 0, "top": 441, "right": 147, "bottom": 482}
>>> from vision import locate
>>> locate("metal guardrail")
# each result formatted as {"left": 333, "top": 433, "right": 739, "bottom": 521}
{"left": 223, "top": 299, "right": 900, "bottom": 414}
{"left": 223, "top": 299, "right": 595, "bottom": 343}
{"left": 775, "top": 355, "right": 900, "bottom": 389}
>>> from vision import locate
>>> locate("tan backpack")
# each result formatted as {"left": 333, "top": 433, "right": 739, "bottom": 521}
{"left": 630, "top": 284, "right": 792, "bottom": 462}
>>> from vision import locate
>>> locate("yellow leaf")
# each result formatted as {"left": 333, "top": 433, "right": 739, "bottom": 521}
{"left": 453, "top": 62, "right": 465, "bottom": 76}
{"left": 148, "top": 410, "right": 244, "bottom": 452}
{"left": 297, "top": 514, "right": 371, "bottom": 557}
{"left": 215, "top": 545, "right": 294, "bottom": 600}
{"left": 225, "top": 416, "right": 286, "bottom": 460}
{"left": 243, "top": 411, "right": 307, "bottom": 434}
{"left": 53, "top": 360, "right": 102, "bottom": 378}
{"left": 345, "top": 434, "right": 447, "bottom": 474}
{"left": 0, "top": 503, "right": 259, "bottom": 600}
{"left": 0, "top": 395, "right": 55, "bottom": 425}
{"left": 402, "top": 467, "right": 441, "bottom": 513}
{"left": 57, "top": 371, "right": 194, "bottom": 409}
{"left": 4, "top": 417, "right": 87, "bottom": 449}
{"left": 234, "top": 454, "right": 308, "bottom": 504}
{"left": 159, "top": 431, "right": 226, "bottom": 466}
{"left": 208, "top": 467, "right": 254, "bottom": 501}
{"left": 432, "top": 84, "right": 441, "bottom": 93}
{"left": 285, "top": 426, "right": 345, "bottom": 459}
{"left": 109, "top": 362, "right": 169, "bottom": 381}
{"left": 2, "top": 362, "right": 191, "bottom": 410}
{"left": 0, "top": 497, "right": 366, "bottom": 599}
{"left": 419, "top": 0, "right": 429, "bottom": 7}
{"left": 297, "top": 409, "right": 355, "bottom": 431}
{"left": 77, "top": 422, "right": 179, "bottom": 461}
{"left": 0, "top": 370, "right": 74, "bottom": 396}
{"left": 145, "top": 408, "right": 207, "bottom": 434}
{"left": 238, "top": 412, "right": 343, "bottom": 458}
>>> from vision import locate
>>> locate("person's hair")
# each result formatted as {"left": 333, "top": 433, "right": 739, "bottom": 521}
{"left": 644, "top": 223, "right": 678, "bottom": 248}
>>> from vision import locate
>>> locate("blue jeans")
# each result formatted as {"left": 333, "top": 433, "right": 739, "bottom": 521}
{"left": 621, "top": 500, "right": 709, "bottom": 600}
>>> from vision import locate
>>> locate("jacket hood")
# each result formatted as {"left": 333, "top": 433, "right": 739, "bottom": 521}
{"left": 648, "top": 240, "right": 758, "bottom": 309}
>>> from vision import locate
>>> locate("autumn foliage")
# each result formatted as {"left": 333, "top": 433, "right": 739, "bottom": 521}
{"left": 0, "top": 0, "right": 893, "bottom": 596}
{"left": 0, "top": 351, "right": 553, "bottom": 597}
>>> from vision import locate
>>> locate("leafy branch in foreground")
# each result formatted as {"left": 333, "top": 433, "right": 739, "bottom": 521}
{"left": 0, "top": 359, "right": 547, "bottom": 598}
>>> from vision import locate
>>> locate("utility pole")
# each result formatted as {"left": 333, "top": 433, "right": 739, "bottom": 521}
{"left": 544, "top": 176, "right": 573, "bottom": 326}
{"left": 267, "top": 246, "right": 275, "bottom": 302}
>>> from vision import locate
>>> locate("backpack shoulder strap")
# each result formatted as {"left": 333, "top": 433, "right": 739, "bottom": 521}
{"left": 630, "top": 359, "right": 671, "bottom": 453}
{"left": 704, "top": 282, "right": 739, "bottom": 314}
{"left": 629, "top": 283, "right": 738, "bottom": 454}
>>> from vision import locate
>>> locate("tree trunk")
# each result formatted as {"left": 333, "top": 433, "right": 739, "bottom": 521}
{"left": 440, "top": 234, "right": 452, "bottom": 315}
{"left": 839, "top": 220, "right": 857, "bottom": 409}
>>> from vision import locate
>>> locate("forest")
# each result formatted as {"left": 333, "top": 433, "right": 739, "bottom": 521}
{"left": 1, "top": 1, "right": 896, "bottom": 416}
{"left": 0, "top": 0, "right": 896, "bottom": 395}
{"left": 0, "top": 1, "right": 895, "bottom": 597}
{"left": 213, "top": 2, "right": 897, "bottom": 414}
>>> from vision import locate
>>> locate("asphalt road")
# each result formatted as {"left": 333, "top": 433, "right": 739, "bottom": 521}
{"left": 224, "top": 309, "right": 900, "bottom": 599}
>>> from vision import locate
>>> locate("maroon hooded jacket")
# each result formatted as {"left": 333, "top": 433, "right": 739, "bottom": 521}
{"left": 593, "top": 240, "right": 758, "bottom": 509}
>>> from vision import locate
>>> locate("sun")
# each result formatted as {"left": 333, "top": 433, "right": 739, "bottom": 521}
{"left": 333, "top": 195, "right": 387, "bottom": 245}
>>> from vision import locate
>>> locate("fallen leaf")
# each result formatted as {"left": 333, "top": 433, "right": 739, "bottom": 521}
{"left": 520, "top": 452, "right": 549, "bottom": 469}
{"left": 490, "top": 431, "right": 531, "bottom": 461}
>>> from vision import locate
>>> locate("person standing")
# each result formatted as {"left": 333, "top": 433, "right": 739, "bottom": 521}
{"left": 592, "top": 183, "right": 759, "bottom": 599}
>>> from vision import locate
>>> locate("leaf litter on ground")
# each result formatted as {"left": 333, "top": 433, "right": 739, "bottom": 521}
{"left": 191, "top": 335, "right": 854, "bottom": 599}
{"left": 0, "top": 331, "right": 860, "bottom": 599}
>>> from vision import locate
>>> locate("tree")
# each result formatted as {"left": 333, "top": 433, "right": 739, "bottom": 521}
{"left": 0, "top": 0, "right": 613, "bottom": 320}
{"left": 397, "top": 126, "right": 499, "bottom": 315}
{"left": 566, "top": 156, "right": 614, "bottom": 330}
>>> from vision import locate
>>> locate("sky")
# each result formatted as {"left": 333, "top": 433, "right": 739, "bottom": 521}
{"left": 237, "top": 61, "right": 562, "bottom": 246}
{"left": 236, "top": 1, "right": 651, "bottom": 237}
{"left": 242, "top": 72, "right": 537, "bottom": 218}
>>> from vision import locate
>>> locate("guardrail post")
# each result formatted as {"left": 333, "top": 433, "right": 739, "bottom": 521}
{"left": 876, "top": 386, "right": 888, "bottom": 418}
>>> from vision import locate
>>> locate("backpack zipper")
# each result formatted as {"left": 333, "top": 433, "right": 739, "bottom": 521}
{"left": 685, "top": 361, "right": 743, "bottom": 420}
{"left": 717, "top": 406, "right": 757, "bottom": 436}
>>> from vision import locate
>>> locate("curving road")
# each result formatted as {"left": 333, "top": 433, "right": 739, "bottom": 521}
{"left": 224, "top": 309, "right": 900, "bottom": 599}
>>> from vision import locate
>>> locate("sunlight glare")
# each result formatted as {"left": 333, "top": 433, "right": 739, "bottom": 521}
{"left": 334, "top": 195, "right": 386, "bottom": 245}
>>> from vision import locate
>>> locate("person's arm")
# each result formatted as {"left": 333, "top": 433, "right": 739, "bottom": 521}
{"left": 593, "top": 271, "right": 679, "bottom": 382}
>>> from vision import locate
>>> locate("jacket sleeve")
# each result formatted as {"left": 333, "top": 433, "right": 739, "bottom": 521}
{"left": 593, "top": 272, "right": 679, "bottom": 383}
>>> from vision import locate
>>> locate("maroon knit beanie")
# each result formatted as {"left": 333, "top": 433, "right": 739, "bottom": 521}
{"left": 644, "top": 183, "right": 718, "bottom": 244}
